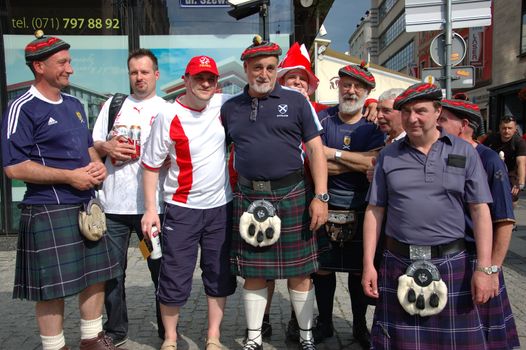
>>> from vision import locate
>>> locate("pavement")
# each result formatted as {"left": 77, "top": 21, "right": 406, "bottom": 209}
{"left": 1, "top": 203, "right": 525, "bottom": 350}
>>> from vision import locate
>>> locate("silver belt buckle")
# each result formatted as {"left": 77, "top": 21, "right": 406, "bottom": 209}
{"left": 409, "top": 245, "right": 432, "bottom": 260}
{"left": 252, "top": 181, "right": 271, "bottom": 192}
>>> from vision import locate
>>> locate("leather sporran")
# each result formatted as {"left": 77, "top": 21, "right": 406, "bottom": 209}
{"left": 325, "top": 210, "right": 356, "bottom": 246}
{"left": 78, "top": 198, "right": 107, "bottom": 241}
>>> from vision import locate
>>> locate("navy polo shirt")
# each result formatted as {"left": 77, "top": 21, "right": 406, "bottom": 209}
{"left": 319, "top": 105, "right": 384, "bottom": 205}
{"left": 367, "top": 129, "right": 492, "bottom": 245}
{"left": 221, "top": 84, "right": 321, "bottom": 180}
{"left": 2, "top": 87, "right": 94, "bottom": 204}
{"left": 464, "top": 144, "right": 515, "bottom": 240}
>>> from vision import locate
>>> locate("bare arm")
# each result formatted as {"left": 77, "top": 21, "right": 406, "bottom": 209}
{"left": 516, "top": 155, "right": 526, "bottom": 187}
{"left": 141, "top": 168, "right": 161, "bottom": 240}
{"left": 323, "top": 146, "right": 378, "bottom": 174}
{"left": 362, "top": 204, "right": 385, "bottom": 298}
{"left": 469, "top": 202, "right": 494, "bottom": 304}
{"left": 491, "top": 221, "right": 513, "bottom": 267}
{"left": 305, "top": 136, "right": 328, "bottom": 231}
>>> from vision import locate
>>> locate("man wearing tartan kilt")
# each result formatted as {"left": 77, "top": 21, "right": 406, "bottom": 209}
{"left": 221, "top": 36, "right": 329, "bottom": 350}
{"left": 1, "top": 32, "right": 121, "bottom": 350}
{"left": 438, "top": 99, "right": 520, "bottom": 349}
{"left": 363, "top": 83, "right": 495, "bottom": 349}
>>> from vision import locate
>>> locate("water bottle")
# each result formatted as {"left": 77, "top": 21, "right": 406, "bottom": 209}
{"left": 150, "top": 226, "right": 162, "bottom": 260}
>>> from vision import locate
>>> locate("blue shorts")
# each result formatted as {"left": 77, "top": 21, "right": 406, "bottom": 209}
{"left": 157, "top": 202, "right": 237, "bottom": 306}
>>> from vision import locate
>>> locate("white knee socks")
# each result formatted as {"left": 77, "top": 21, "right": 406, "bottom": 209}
{"left": 290, "top": 287, "right": 315, "bottom": 341}
{"left": 243, "top": 287, "right": 267, "bottom": 346}
{"left": 41, "top": 331, "right": 65, "bottom": 350}
{"left": 80, "top": 315, "right": 103, "bottom": 340}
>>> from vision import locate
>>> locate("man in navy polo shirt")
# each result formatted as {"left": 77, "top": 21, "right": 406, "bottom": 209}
{"left": 438, "top": 99, "right": 520, "bottom": 349}
{"left": 1, "top": 32, "right": 120, "bottom": 350}
{"left": 363, "top": 83, "right": 495, "bottom": 349}
{"left": 221, "top": 36, "right": 328, "bottom": 350}
{"left": 312, "top": 63, "right": 384, "bottom": 349}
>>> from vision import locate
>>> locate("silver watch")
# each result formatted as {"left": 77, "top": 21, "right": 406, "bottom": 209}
{"left": 334, "top": 150, "right": 342, "bottom": 161}
{"left": 314, "top": 193, "right": 330, "bottom": 203}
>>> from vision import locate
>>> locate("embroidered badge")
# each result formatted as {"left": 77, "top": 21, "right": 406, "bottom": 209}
{"left": 76, "top": 111, "right": 84, "bottom": 122}
{"left": 277, "top": 104, "right": 288, "bottom": 117}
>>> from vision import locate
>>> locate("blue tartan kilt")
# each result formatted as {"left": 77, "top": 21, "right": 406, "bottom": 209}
{"left": 13, "top": 204, "right": 122, "bottom": 301}
{"left": 372, "top": 249, "right": 489, "bottom": 350}
{"left": 468, "top": 256, "right": 521, "bottom": 349}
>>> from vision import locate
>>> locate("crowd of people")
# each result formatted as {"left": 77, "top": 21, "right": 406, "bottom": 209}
{"left": 0, "top": 30, "right": 522, "bottom": 350}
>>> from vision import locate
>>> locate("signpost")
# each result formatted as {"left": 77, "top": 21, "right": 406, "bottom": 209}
{"left": 422, "top": 66, "right": 475, "bottom": 89}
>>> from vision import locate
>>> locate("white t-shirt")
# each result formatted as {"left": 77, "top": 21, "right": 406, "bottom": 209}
{"left": 141, "top": 94, "right": 232, "bottom": 209}
{"left": 92, "top": 94, "right": 167, "bottom": 214}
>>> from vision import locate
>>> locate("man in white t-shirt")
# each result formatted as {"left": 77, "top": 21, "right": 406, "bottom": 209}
{"left": 92, "top": 48, "right": 166, "bottom": 346}
{"left": 141, "top": 55, "right": 236, "bottom": 350}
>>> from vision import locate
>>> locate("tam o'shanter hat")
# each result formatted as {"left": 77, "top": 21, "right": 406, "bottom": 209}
{"left": 241, "top": 35, "right": 282, "bottom": 61}
{"left": 185, "top": 55, "right": 219, "bottom": 76}
{"left": 393, "top": 83, "right": 443, "bottom": 110}
{"left": 25, "top": 30, "right": 70, "bottom": 65}
{"left": 338, "top": 61, "right": 376, "bottom": 89}
{"left": 441, "top": 99, "right": 482, "bottom": 130}
{"left": 277, "top": 42, "right": 319, "bottom": 95}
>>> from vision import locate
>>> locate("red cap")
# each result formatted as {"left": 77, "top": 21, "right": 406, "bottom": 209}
{"left": 277, "top": 42, "right": 319, "bottom": 95}
{"left": 184, "top": 56, "right": 219, "bottom": 76}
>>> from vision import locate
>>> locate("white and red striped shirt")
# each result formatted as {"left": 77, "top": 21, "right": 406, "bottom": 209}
{"left": 142, "top": 94, "right": 232, "bottom": 209}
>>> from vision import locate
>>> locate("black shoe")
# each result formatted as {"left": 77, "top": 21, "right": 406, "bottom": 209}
{"left": 353, "top": 324, "right": 371, "bottom": 350}
{"left": 312, "top": 317, "right": 333, "bottom": 344}
{"left": 108, "top": 334, "right": 128, "bottom": 348}
{"left": 298, "top": 338, "right": 317, "bottom": 350}
{"left": 242, "top": 340, "right": 262, "bottom": 350}
{"left": 286, "top": 317, "right": 300, "bottom": 342}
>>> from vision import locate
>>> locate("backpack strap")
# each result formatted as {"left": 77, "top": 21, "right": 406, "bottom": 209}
{"left": 107, "top": 93, "right": 128, "bottom": 134}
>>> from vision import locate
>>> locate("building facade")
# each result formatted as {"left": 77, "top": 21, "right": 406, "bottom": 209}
{"left": 0, "top": 0, "right": 333, "bottom": 234}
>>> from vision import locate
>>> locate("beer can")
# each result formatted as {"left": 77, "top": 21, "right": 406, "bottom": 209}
{"left": 129, "top": 125, "right": 141, "bottom": 159}
{"left": 150, "top": 226, "right": 162, "bottom": 260}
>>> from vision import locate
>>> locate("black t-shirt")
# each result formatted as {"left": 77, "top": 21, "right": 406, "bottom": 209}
{"left": 483, "top": 132, "right": 526, "bottom": 172}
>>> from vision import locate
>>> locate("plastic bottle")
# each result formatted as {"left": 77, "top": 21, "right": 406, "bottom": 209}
{"left": 150, "top": 226, "right": 162, "bottom": 260}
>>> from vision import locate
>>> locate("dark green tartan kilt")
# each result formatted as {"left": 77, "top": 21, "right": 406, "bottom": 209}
{"left": 230, "top": 179, "right": 324, "bottom": 279}
{"left": 13, "top": 204, "right": 122, "bottom": 301}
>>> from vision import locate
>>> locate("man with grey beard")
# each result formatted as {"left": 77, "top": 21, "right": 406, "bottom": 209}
{"left": 311, "top": 63, "right": 384, "bottom": 349}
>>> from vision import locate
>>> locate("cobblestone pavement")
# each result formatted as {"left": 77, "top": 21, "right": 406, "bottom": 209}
{"left": 1, "top": 202, "right": 525, "bottom": 350}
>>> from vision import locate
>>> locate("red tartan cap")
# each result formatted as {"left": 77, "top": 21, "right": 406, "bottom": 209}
{"left": 185, "top": 55, "right": 219, "bottom": 76}
{"left": 241, "top": 35, "right": 282, "bottom": 61}
{"left": 25, "top": 30, "right": 70, "bottom": 64}
{"left": 441, "top": 99, "right": 482, "bottom": 130}
{"left": 394, "top": 83, "right": 443, "bottom": 110}
{"left": 338, "top": 62, "right": 376, "bottom": 89}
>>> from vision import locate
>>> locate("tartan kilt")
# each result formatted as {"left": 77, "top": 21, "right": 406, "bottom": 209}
{"left": 317, "top": 210, "right": 365, "bottom": 273}
{"left": 230, "top": 179, "right": 321, "bottom": 279}
{"left": 13, "top": 204, "right": 122, "bottom": 301}
{"left": 371, "top": 249, "right": 488, "bottom": 350}
{"left": 469, "top": 256, "right": 521, "bottom": 349}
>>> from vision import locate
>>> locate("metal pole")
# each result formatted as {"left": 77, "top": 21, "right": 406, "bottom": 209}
{"left": 445, "top": 0, "right": 452, "bottom": 98}
{"left": 260, "top": 2, "right": 269, "bottom": 41}
{"left": 314, "top": 6, "right": 319, "bottom": 102}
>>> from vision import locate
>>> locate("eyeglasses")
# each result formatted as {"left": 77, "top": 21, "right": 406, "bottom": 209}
{"left": 250, "top": 97, "right": 258, "bottom": 122}
{"left": 339, "top": 81, "right": 366, "bottom": 92}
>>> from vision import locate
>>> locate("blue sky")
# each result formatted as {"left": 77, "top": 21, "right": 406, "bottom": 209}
{"left": 323, "top": 0, "right": 371, "bottom": 53}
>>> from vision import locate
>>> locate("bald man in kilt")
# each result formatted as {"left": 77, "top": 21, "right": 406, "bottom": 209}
{"left": 221, "top": 37, "right": 328, "bottom": 350}
{"left": 1, "top": 32, "right": 121, "bottom": 350}
{"left": 362, "top": 83, "right": 495, "bottom": 349}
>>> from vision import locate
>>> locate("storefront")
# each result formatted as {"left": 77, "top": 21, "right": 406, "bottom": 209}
{"left": 0, "top": 0, "right": 331, "bottom": 234}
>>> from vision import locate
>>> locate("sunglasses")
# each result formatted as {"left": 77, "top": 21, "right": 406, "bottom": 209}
{"left": 501, "top": 115, "right": 516, "bottom": 123}
{"left": 250, "top": 97, "right": 258, "bottom": 122}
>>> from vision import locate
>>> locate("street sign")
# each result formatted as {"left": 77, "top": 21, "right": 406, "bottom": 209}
{"left": 422, "top": 66, "right": 475, "bottom": 89}
{"left": 430, "top": 32, "right": 467, "bottom": 67}
{"left": 180, "top": 0, "right": 229, "bottom": 7}
{"left": 405, "top": 0, "right": 491, "bottom": 32}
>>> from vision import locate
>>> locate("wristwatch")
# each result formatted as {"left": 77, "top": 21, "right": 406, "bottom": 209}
{"left": 334, "top": 150, "right": 343, "bottom": 161}
{"left": 476, "top": 265, "right": 501, "bottom": 275}
{"left": 314, "top": 193, "right": 330, "bottom": 203}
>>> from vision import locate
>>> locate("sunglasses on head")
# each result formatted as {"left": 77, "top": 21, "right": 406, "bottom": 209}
{"left": 501, "top": 115, "right": 516, "bottom": 123}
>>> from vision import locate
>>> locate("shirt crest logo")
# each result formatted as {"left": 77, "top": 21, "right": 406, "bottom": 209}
{"left": 343, "top": 135, "right": 351, "bottom": 146}
{"left": 48, "top": 117, "right": 58, "bottom": 126}
{"left": 277, "top": 104, "right": 289, "bottom": 117}
{"left": 76, "top": 111, "right": 84, "bottom": 123}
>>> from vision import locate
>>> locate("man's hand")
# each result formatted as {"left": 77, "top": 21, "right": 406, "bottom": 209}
{"left": 85, "top": 161, "right": 107, "bottom": 183}
{"left": 68, "top": 165, "right": 103, "bottom": 190}
{"left": 103, "top": 136, "right": 136, "bottom": 161}
{"left": 141, "top": 209, "right": 161, "bottom": 241}
{"left": 363, "top": 101, "right": 378, "bottom": 123}
{"left": 491, "top": 273, "right": 500, "bottom": 297}
{"left": 471, "top": 271, "right": 493, "bottom": 304}
{"left": 366, "top": 157, "right": 376, "bottom": 183}
{"left": 308, "top": 198, "right": 328, "bottom": 231}
{"left": 362, "top": 265, "right": 379, "bottom": 298}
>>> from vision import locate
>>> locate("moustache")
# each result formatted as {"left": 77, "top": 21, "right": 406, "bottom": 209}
{"left": 342, "top": 94, "right": 358, "bottom": 101}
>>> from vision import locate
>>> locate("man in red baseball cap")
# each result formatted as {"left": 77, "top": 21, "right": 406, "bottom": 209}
{"left": 141, "top": 55, "right": 236, "bottom": 350}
